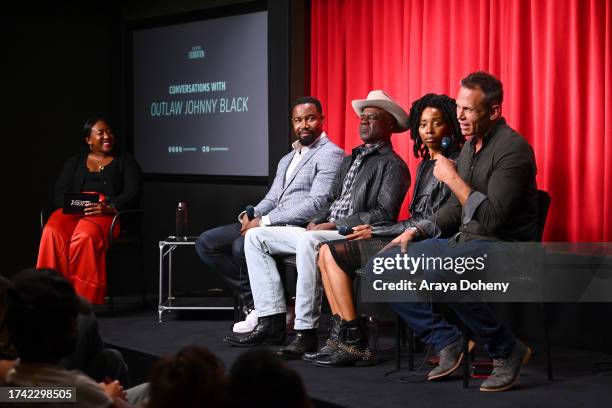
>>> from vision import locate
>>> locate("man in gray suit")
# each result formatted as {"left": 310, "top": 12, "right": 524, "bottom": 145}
{"left": 195, "top": 97, "right": 345, "bottom": 333}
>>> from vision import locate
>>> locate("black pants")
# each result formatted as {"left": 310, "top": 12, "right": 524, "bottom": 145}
{"left": 194, "top": 223, "right": 253, "bottom": 309}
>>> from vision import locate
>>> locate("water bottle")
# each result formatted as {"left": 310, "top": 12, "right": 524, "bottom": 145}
{"left": 175, "top": 202, "right": 188, "bottom": 240}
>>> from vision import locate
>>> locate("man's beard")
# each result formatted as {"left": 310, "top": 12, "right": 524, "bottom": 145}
{"left": 298, "top": 132, "right": 318, "bottom": 146}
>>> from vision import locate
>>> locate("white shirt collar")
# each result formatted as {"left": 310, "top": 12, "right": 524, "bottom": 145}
{"left": 291, "top": 132, "right": 326, "bottom": 154}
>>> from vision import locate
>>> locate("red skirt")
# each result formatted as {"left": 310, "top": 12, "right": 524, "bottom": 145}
{"left": 36, "top": 208, "right": 119, "bottom": 304}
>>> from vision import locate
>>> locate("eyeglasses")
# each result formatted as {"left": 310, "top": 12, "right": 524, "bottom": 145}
{"left": 91, "top": 128, "right": 114, "bottom": 136}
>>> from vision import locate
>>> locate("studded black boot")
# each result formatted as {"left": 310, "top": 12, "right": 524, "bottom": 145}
{"left": 313, "top": 317, "right": 377, "bottom": 367}
{"left": 303, "top": 314, "right": 341, "bottom": 362}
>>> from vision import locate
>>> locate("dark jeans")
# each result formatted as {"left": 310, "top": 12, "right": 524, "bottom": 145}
{"left": 368, "top": 239, "right": 516, "bottom": 359}
{"left": 195, "top": 223, "right": 253, "bottom": 309}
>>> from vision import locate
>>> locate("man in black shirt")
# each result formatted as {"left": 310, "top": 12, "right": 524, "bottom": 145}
{"left": 368, "top": 72, "right": 538, "bottom": 392}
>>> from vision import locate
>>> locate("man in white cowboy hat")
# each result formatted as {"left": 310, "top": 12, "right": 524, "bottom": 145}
{"left": 224, "top": 90, "right": 411, "bottom": 359}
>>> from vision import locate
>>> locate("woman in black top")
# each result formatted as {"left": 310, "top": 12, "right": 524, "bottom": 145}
{"left": 37, "top": 118, "right": 142, "bottom": 304}
{"left": 310, "top": 94, "right": 464, "bottom": 366}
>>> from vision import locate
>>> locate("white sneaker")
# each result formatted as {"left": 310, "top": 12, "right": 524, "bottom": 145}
{"left": 232, "top": 309, "right": 258, "bottom": 333}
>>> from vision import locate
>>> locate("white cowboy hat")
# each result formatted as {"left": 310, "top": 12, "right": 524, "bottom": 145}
{"left": 351, "top": 90, "right": 409, "bottom": 132}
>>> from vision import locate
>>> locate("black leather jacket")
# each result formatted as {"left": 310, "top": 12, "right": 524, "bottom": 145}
{"left": 310, "top": 143, "right": 410, "bottom": 229}
{"left": 370, "top": 155, "right": 456, "bottom": 237}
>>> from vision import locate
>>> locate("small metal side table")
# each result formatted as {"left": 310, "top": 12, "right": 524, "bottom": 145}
{"left": 158, "top": 236, "right": 235, "bottom": 322}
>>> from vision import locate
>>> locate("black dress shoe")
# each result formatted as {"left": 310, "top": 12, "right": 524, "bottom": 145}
{"left": 303, "top": 314, "right": 341, "bottom": 362}
{"left": 278, "top": 329, "right": 318, "bottom": 359}
{"left": 224, "top": 313, "right": 286, "bottom": 347}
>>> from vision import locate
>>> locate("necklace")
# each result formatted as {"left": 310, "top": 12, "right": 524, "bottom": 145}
{"left": 90, "top": 154, "right": 107, "bottom": 171}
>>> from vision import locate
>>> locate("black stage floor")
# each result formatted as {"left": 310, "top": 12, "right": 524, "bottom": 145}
{"left": 98, "top": 306, "right": 612, "bottom": 408}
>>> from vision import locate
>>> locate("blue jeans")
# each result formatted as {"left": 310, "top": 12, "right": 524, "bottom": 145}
{"left": 244, "top": 227, "right": 345, "bottom": 330}
{"left": 195, "top": 223, "right": 253, "bottom": 309}
{"left": 368, "top": 239, "right": 516, "bottom": 359}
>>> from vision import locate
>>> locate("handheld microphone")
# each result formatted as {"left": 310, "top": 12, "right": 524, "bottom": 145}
{"left": 437, "top": 137, "right": 454, "bottom": 189}
{"left": 440, "top": 136, "right": 451, "bottom": 157}
{"left": 245, "top": 205, "right": 255, "bottom": 221}
{"left": 337, "top": 225, "right": 352, "bottom": 236}
{"left": 432, "top": 136, "right": 453, "bottom": 238}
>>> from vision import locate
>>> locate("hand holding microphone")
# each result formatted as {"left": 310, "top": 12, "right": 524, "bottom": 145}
{"left": 240, "top": 205, "right": 258, "bottom": 234}
{"left": 433, "top": 155, "right": 458, "bottom": 184}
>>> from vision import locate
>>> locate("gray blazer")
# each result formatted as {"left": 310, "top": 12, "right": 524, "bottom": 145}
{"left": 254, "top": 134, "right": 345, "bottom": 226}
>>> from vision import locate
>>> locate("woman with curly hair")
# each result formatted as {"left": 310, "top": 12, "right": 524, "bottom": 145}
{"left": 308, "top": 93, "right": 464, "bottom": 367}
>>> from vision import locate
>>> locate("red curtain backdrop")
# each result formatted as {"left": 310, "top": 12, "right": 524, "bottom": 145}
{"left": 309, "top": 0, "right": 612, "bottom": 242}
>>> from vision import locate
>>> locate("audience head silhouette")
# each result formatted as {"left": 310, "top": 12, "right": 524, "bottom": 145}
{"left": 148, "top": 345, "right": 227, "bottom": 408}
{"left": 6, "top": 268, "right": 89, "bottom": 364}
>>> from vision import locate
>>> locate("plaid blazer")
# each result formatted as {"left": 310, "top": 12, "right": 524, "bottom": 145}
{"left": 254, "top": 134, "right": 345, "bottom": 226}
